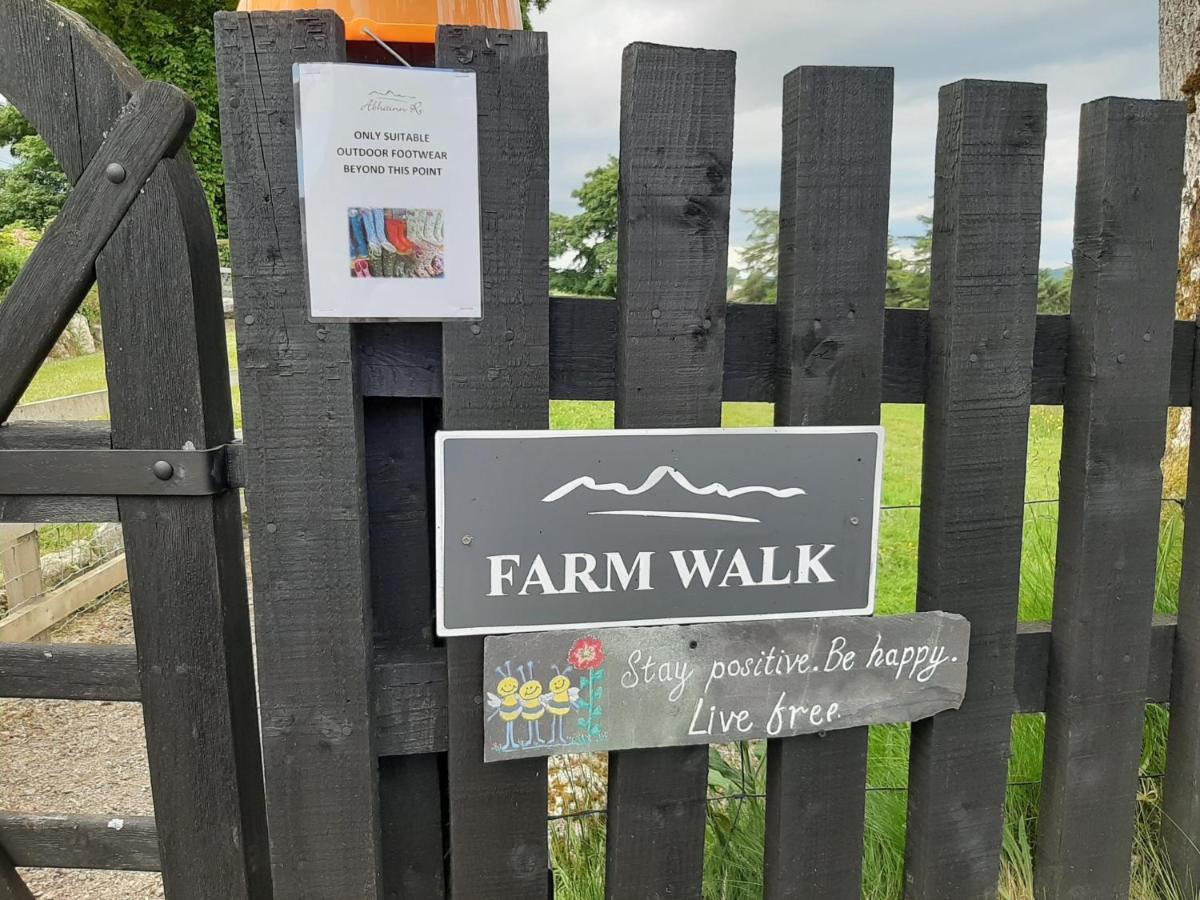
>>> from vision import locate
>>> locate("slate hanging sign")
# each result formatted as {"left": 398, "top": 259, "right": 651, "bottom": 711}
{"left": 436, "top": 427, "right": 884, "bottom": 636}
{"left": 481, "top": 613, "right": 969, "bottom": 761}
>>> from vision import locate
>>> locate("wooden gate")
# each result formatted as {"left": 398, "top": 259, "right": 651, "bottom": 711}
{"left": 0, "top": 0, "right": 270, "bottom": 896}
{"left": 214, "top": 9, "right": 1200, "bottom": 900}
{"left": 4, "top": 3, "right": 1197, "bottom": 898}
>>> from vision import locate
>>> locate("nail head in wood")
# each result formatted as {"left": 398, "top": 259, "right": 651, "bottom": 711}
{"left": 105, "top": 163, "right": 127, "bottom": 184}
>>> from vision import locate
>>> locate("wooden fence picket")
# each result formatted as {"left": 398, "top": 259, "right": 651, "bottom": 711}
{"left": 1035, "top": 97, "right": 1186, "bottom": 899}
{"left": 436, "top": 25, "right": 552, "bottom": 900}
{"left": 763, "top": 64, "right": 892, "bottom": 900}
{"left": 215, "top": 11, "right": 382, "bottom": 898}
{"left": 903, "top": 79, "right": 1046, "bottom": 899}
{"left": 604, "top": 41, "right": 736, "bottom": 900}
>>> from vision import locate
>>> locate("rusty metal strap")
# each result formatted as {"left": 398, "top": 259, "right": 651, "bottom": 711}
{"left": 0, "top": 447, "right": 228, "bottom": 496}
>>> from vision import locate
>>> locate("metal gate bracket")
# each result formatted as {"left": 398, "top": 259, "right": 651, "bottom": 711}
{"left": 0, "top": 446, "right": 229, "bottom": 496}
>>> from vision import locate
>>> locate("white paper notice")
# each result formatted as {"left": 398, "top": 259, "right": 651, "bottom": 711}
{"left": 294, "top": 63, "right": 482, "bottom": 321}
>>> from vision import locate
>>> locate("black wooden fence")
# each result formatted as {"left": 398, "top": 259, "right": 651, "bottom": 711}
{"left": 212, "top": 11, "right": 1200, "bottom": 899}
{"left": 1, "top": 2, "right": 1199, "bottom": 898}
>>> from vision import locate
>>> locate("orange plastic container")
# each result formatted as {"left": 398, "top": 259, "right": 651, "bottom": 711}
{"left": 236, "top": 0, "right": 522, "bottom": 44}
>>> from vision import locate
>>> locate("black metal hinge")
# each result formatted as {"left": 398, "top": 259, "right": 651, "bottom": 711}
{"left": 0, "top": 446, "right": 230, "bottom": 496}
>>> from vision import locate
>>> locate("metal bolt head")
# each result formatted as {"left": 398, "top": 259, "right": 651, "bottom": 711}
{"left": 849, "top": 516, "right": 860, "bottom": 526}
{"left": 105, "top": 163, "right": 127, "bottom": 184}
{"left": 152, "top": 460, "right": 174, "bottom": 481}
{"left": 461, "top": 534, "right": 473, "bottom": 545}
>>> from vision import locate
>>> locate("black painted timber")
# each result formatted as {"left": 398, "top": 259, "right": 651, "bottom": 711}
{"left": 904, "top": 79, "right": 1046, "bottom": 900}
{"left": 364, "top": 397, "right": 445, "bottom": 899}
{"left": 0, "top": 82, "right": 194, "bottom": 422}
{"left": 1035, "top": 97, "right": 1186, "bottom": 899}
{"left": 762, "top": 65, "right": 892, "bottom": 900}
{"left": 358, "top": 300, "right": 1199, "bottom": 407}
{"left": 215, "top": 11, "right": 381, "bottom": 898}
{"left": 1166, "top": 346, "right": 1200, "bottom": 893}
{"left": 0, "top": 643, "right": 140, "bottom": 701}
{"left": 604, "top": 42, "right": 735, "bottom": 900}
{"left": 0, "top": 843, "right": 32, "bottom": 900}
{"left": 0, "top": 813, "right": 159, "bottom": 871}
{"left": 435, "top": 24, "right": 551, "bottom": 900}
{"left": 0, "top": 424, "right": 119, "bottom": 522}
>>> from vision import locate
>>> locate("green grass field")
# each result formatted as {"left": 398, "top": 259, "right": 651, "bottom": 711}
{"left": 20, "top": 321, "right": 239, "bottom": 407}
{"left": 548, "top": 400, "right": 1187, "bottom": 900}
{"left": 22, "top": 352, "right": 1187, "bottom": 899}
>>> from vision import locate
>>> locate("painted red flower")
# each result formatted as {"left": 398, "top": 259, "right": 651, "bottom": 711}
{"left": 568, "top": 636, "right": 605, "bottom": 670}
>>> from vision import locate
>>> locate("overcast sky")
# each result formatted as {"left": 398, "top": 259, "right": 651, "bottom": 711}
{"left": 530, "top": 0, "right": 1160, "bottom": 267}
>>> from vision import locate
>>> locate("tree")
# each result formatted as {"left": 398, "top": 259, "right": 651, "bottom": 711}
{"left": 0, "top": 105, "right": 67, "bottom": 228}
{"left": 730, "top": 207, "right": 778, "bottom": 303}
{"left": 547, "top": 164, "right": 942, "bottom": 309}
{"left": 0, "top": 1, "right": 553, "bottom": 233}
{"left": 0, "top": 0, "right": 235, "bottom": 232}
{"left": 520, "top": 0, "right": 551, "bottom": 29}
{"left": 549, "top": 156, "right": 618, "bottom": 296}
{"left": 886, "top": 216, "right": 932, "bottom": 308}
{"left": 1037, "top": 268, "right": 1072, "bottom": 315}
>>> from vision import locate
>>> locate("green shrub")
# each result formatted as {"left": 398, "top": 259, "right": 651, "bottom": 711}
{"left": 79, "top": 285, "right": 102, "bottom": 326}
{"left": 0, "top": 222, "right": 39, "bottom": 299}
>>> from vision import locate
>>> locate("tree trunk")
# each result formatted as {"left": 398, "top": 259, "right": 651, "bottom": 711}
{"left": 1160, "top": 0, "right": 1200, "bottom": 495}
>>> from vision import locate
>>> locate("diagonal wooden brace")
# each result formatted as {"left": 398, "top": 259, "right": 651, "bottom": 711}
{"left": 0, "top": 842, "right": 33, "bottom": 900}
{"left": 0, "top": 81, "right": 195, "bottom": 422}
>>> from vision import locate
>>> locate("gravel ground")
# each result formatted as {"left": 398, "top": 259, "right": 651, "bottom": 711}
{"left": 1, "top": 591, "right": 164, "bottom": 899}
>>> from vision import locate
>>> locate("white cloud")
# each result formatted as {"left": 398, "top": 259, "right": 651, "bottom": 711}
{"left": 532, "top": 0, "right": 1159, "bottom": 266}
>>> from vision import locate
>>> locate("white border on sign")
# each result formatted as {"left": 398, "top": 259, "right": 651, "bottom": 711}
{"left": 434, "top": 426, "right": 886, "bottom": 636}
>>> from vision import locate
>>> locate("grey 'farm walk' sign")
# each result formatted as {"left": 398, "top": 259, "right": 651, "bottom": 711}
{"left": 436, "top": 427, "right": 884, "bottom": 635}
{"left": 481, "top": 613, "right": 970, "bottom": 761}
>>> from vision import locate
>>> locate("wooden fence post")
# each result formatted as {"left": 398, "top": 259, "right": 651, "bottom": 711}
{"left": 1035, "top": 97, "right": 1185, "bottom": 899}
{"left": 216, "top": 11, "right": 383, "bottom": 898}
{"left": 604, "top": 42, "right": 735, "bottom": 900}
{"left": 903, "top": 79, "right": 1046, "bottom": 899}
{"left": 763, "top": 64, "right": 892, "bottom": 900}
{"left": 367, "top": 396, "right": 446, "bottom": 899}
{"left": 435, "top": 25, "right": 551, "bottom": 900}
{"left": 1167, "top": 339, "right": 1200, "bottom": 896}
{"left": 0, "top": 526, "right": 41, "bottom": 611}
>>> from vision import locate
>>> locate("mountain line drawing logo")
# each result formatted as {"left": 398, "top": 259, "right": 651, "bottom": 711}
{"left": 361, "top": 89, "right": 422, "bottom": 115}
{"left": 540, "top": 465, "right": 805, "bottom": 524}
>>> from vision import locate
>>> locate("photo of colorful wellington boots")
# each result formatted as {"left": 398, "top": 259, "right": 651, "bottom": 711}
{"left": 348, "top": 208, "right": 371, "bottom": 277}
{"left": 348, "top": 207, "right": 446, "bottom": 279}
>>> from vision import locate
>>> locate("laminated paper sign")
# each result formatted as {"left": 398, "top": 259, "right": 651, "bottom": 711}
{"left": 294, "top": 63, "right": 482, "bottom": 320}
{"left": 436, "top": 427, "right": 884, "bottom": 635}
